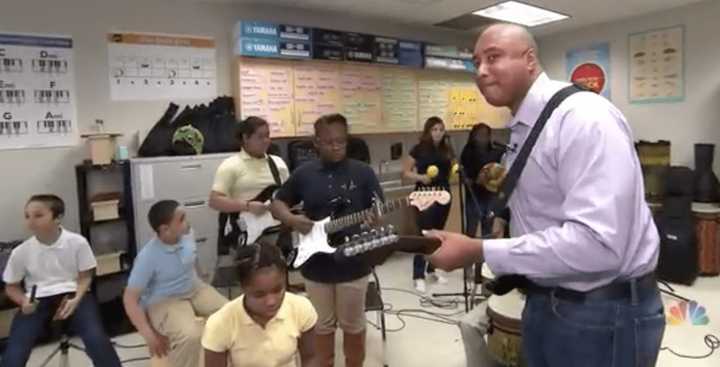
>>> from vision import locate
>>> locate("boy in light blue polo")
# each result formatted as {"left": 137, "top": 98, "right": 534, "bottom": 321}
{"left": 123, "top": 200, "right": 227, "bottom": 367}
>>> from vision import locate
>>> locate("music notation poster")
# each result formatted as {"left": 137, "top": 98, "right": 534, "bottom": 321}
{"left": 108, "top": 32, "right": 217, "bottom": 101}
{"left": 629, "top": 25, "right": 684, "bottom": 104}
{"left": 0, "top": 32, "right": 78, "bottom": 150}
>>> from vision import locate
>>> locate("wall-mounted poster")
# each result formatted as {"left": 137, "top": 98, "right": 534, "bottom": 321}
{"left": 108, "top": 32, "right": 217, "bottom": 101}
{"left": 566, "top": 43, "right": 610, "bottom": 99}
{"left": 628, "top": 25, "right": 684, "bottom": 104}
{"left": 0, "top": 32, "right": 79, "bottom": 150}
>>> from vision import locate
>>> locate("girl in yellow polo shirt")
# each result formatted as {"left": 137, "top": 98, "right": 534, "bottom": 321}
{"left": 202, "top": 243, "right": 318, "bottom": 367}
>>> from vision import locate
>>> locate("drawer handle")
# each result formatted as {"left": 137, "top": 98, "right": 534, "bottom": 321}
{"left": 184, "top": 200, "right": 206, "bottom": 208}
{"left": 196, "top": 237, "right": 208, "bottom": 244}
{"left": 180, "top": 163, "right": 202, "bottom": 170}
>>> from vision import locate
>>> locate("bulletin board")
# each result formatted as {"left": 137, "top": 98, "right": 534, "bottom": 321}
{"left": 235, "top": 57, "right": 509, "bottom": 137}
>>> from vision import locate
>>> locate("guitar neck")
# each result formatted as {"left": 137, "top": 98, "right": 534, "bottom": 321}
{"left": 392, "top": 235, "right": 442, "bottom": 255}
{"left": 324, "top": 197, "right": 407, "bottom": 234}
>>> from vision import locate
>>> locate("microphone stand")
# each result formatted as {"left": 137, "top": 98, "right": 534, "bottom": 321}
{"left": 430, "top": 163, "right": 488, "bottom": 312}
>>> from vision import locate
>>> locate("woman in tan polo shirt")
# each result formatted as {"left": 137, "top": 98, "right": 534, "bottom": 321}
{"left": 209, "top": 116, "right": 289, "bottom": 216}
{"left": 210, "top": 117, "right": 290, "bottom": 254}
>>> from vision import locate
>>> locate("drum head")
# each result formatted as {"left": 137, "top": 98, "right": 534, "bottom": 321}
{"left": 692, "top": 202, "right": 720, "bottom": 214}
{"left": 487, "top": 291, "right": 526, "bottom": 332}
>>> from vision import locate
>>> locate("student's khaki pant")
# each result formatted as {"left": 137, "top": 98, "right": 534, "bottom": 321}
{"left": 147, "top": 284, "right": 228, "bottom": 367}
{"left": 305, "top": 276, "right": 369, "bottom": 367}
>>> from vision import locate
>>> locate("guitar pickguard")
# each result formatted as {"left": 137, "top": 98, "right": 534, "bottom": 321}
{"left": 293, "top": 217, "right": 336, "bottom": 268}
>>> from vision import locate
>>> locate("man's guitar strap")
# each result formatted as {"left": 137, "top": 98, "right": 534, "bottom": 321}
{"left": 489, "top": 84, "right": 585, "bottom": 217}
{"left": 486, "top": 84, "right": 585, "bottom": 296}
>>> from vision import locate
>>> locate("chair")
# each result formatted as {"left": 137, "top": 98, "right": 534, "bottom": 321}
{"left": 365, "top": 268, "right": 388, "bottom": 367}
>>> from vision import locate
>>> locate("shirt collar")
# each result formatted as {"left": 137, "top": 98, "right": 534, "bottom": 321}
{"left": 509, "top": 72, "right": 553, "bottom": 129}
{"left": 320, "top": 158, "right": 348, "bottom": 172}
{"left": 239, "top": 149, "right": 267, "bottom": 161}
{"left": 238, "top": 294, "right": 290, "bottom": 326}
{"left": 33, "top": 227, "right": 66, "bottom": 249}
{"left": 156, "top": 236, "right": 185, "bottom": 253}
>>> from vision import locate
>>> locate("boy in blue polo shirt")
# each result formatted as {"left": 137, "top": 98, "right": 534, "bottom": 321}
{"left": 123, "top": 200, "right": 227, "bottom": 367}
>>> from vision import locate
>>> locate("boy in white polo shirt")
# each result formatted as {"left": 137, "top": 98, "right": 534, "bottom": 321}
{"left": 123, "top": 200, "right": 228, "bottom": 367}
{"left": 2, "top": 194, "right": 122, "bottom": 367}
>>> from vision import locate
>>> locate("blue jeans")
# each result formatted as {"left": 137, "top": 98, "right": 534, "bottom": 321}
{"left": 1, "top": 293, "right": 122, "bottom": 367}
{"left": 521, "top": 283, "right": 665, "bottom": 367}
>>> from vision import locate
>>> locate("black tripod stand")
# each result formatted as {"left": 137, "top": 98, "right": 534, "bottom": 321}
{"left": 37, "top": 332, "right": 86, "bottom": 367}
{"left": 431, "top": 166, "right": 489, "bottom": 312}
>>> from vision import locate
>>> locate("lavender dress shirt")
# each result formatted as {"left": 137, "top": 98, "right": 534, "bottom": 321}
{"left": 483, "top": 73, "right": 660, "bottom": 292}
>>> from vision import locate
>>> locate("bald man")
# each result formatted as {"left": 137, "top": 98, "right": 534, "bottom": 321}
{"left": 427, "top": 23, "right": 664, "bottom": 367}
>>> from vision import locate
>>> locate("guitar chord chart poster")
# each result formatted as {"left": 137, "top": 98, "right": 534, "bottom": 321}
{"left": 0, "top": 32, "right": 79, "bottom": 150}
{"left": 108, "top": 32, "right": 217, "bottom": 101}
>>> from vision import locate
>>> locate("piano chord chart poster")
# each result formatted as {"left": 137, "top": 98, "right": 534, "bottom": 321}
{"left": 0, "top": 32, "right": 78, "bottom": 150}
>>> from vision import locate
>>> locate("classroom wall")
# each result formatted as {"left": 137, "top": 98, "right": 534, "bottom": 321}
{"left": 0, "top": 0, "right": 474, "bottom": 240}
{"left": 538, "top": 0, "right": 720, "bottom": 173}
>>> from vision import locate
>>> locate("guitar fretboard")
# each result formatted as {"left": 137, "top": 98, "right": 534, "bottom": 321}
{"left": 324, "top": 197, "right": 407, "bottom": 234}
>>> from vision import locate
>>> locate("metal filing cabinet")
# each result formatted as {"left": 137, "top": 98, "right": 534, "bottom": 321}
{"left": 130, "top": 153, "right": 232, "bottom": 283}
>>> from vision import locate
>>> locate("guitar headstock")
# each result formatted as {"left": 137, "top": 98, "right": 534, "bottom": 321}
{"left": 334, "top": 226, "right": 442, "bottom": 267}
{"left": 408, "top": 188, "right": 451, "bottom": 211}
{"left": 334, "top": 225, "right": 399, "bottom": 262}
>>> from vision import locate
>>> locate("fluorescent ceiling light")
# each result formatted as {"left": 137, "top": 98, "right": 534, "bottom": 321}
{"left": 473, "top": 1, "right": 569, "bottom": 27}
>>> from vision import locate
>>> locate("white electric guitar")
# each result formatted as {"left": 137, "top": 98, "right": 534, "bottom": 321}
{"left": 234, "top": 184, "right": 283, "bottom": 245}
{"left": 292, "top": 189, "right": 450, "bottom": 268}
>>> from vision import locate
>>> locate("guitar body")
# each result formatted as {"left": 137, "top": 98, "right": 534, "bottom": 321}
{"left": 234, "top": 184, "right": 282, "bottom": 246}
{"left": 293, "top": 217, "right": 336, "bottom": 268}
{"left": 240, "top": 211, "right": 281, "bottom": 245}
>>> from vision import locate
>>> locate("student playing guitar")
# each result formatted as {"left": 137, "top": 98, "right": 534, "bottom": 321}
{"left": 271, "top": 113, "right": 383, "bottom": 367}
{"left": 209, "top": 116, "right": 289, "bottom": 250}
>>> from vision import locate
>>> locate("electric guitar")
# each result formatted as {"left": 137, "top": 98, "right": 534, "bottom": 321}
{"left": 236, "top": 184, "right": 282, "bottom": 245}
{"left": 332, "top": 225, "right": 442, "bottom": 267}
{"left": 292, "top": 189, "right": 450, "bottom": 268}
{"left": 336, "top": 226, "right": 528, "bottom": 296}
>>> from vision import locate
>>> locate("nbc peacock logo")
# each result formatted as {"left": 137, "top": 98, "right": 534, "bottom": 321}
{"left": 667, "top": 300, "right": 710, "bottom": 326}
